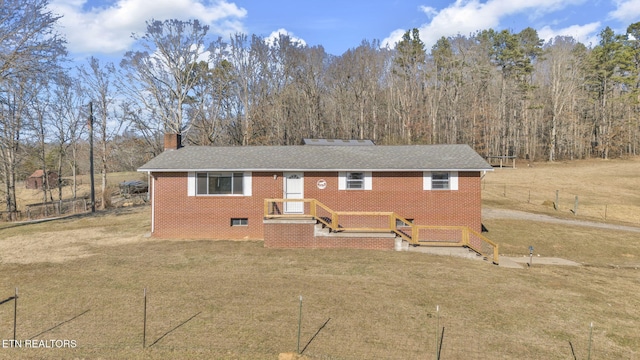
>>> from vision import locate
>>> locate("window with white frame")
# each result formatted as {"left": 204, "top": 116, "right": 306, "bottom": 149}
{"left": 423, "top": 171, "right": 458, "bottom": 191}
{"left": 339, "top": 171, "right": 372, "bottom": 190}
{"left": 196, "top": 172, "right": 244, "bottom": 195}
{"left": 431, "top": 172, "right": 450, "bottom": 189}
{"left": 346, "top": 172, "right": 364, "bottom": 189}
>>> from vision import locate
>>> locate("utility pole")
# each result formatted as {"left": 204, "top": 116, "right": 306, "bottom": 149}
{"left": 88, "top": 102, "right": 95, "bottom": 213}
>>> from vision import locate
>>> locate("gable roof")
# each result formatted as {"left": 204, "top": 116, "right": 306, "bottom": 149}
{"left": 138, "top": 144, "right": 492, "bottom": 172}
{"left": 29, "top": 170, "right": 57, "bottom": 178}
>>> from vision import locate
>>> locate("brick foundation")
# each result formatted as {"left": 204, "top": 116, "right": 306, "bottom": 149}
{"left": 263, "top": 220, "right": 396, "bottom": 250}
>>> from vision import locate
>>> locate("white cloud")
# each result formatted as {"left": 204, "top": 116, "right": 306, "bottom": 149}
{"left": 264, "top": 28, "right": 307, "bottom": 48}
{"left": 381, "top": 29, "right": 408, "bottom": 50}
{"left": 382, "top": 0, "right": 589, "bottom": 50}
{"left": 49, "top": 0, "right": 247, "bottom": 55}
{"left": 538, "top": 22, "right": 601, "bottom": 47}
{"left": 608, "top": 0, "right": 640, "bottom": 23}
{"left": 418, "top": 5, "right": 437, "bottom": 18}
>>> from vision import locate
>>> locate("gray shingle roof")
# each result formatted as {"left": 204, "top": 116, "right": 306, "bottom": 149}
{"left": 302, "top": 138, "right": 375, "bottom": 146}
{"left": 137, "top": 144, "right": 492, "bottom": 172}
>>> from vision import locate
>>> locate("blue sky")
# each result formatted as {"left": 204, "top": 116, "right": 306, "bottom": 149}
{"left": 48, "top": 0, "right": 640, "bottom": 61}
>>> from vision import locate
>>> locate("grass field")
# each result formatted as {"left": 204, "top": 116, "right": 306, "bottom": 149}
{"left": 482, "top": 157, "right": 640, "bottom": 225}
{"left": 1, "top": 160, "right": 639, "bottom": 359}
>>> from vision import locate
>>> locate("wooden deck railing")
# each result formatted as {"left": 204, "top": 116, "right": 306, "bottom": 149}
{"left": 264, "top": 198, "right": 499, "bottom": 264}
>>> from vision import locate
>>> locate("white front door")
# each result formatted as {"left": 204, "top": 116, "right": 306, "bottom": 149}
{"left": 283, "top": 172, "right": 304, "bottom": 214}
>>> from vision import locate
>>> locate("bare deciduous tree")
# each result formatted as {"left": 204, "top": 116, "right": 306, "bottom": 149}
{"left": 49, "top": 73, "right": 86, "bottom": 199}
{"left": 80, "top": 57, "right": 123, "bottom": 209}
{"left": 0, "top": 0, "right": 65, "bottom": 218}
{"left": 120, "top": 19, "right": 211, "bottom": 143}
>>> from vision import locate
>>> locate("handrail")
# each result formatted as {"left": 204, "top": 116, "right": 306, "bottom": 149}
{"left": 467, "top": 227, "right": 500, "bottom": 265}
{"left": 389, "top": 212, "right": 416, "bottom": 243}
{"left": 264, "top": 198, "right": 499, "bottom": 264}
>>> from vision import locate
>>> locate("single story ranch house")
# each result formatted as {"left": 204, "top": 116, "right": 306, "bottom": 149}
{"left": 138, "top": 135, "right": 497, "bottom": 260}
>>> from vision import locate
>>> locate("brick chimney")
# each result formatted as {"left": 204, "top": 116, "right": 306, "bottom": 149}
{"left": 164, "top": 133, "right": 182, "bottom": 151}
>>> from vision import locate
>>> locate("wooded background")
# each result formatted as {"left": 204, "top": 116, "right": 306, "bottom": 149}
{"left": 2, "top": 0, "right": 640, "bottom": 215}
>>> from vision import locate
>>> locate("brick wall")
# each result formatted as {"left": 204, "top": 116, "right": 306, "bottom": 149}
{"left": 263, "top": 221, "right": 314, "bottom": 248}
{"left": 304, "top": 171, "right": 483, "bottom": 231}
{"left": 263, "top": 221, "right": 395, "bottom": 250}
{"left": 150, "top": 171, "right": 483, "bottom": 240}
{"left": 151, "top": 172, "right": 282, "bottom": 239}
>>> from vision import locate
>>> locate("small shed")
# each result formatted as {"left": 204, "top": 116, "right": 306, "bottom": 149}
{"left": 26, "top": 170, "right": 59, "bottom": 190}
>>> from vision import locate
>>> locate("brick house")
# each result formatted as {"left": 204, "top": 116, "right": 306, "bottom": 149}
{"left": 138, "top": 135, "right": 496, "bottom": 256}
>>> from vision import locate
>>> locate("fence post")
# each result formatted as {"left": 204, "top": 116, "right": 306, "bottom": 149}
{"left": 143, "top": 288, "right": 147, "bottom": 349}
{"left": 13, "top": 287, "right": 18, "bottom": 341}
{"left": 435, "top": 305, "right": 440, "bottom": 360}
{"left": 573, "top": 196, "right": 579, "bottom": 216}
{"left": 297, "top": 295, "right": 303, "bottom": 354}
{"left": 555, "top": 190, "right": 559, "bottom": 210}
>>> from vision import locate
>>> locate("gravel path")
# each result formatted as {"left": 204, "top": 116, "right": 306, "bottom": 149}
{"left": 482, "top": 207, "right": 640, "bottom": 233}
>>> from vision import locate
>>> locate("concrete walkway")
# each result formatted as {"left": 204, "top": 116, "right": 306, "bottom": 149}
{"left": 408, "top": 246, "right": 581, "bottom": 269}
{"left": 499, "top": 256, "right": 582, "bottom": 269}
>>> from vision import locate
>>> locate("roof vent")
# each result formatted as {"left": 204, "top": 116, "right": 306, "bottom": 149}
{"left": 302, "top": 138, "right": 375, "bottom": 146}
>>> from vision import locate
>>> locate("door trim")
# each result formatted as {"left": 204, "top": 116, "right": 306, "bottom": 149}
{"left": 283, "top": 172, "right": 304, "bottom": 214}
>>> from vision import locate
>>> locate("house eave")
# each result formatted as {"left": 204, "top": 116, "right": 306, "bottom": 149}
{"left": 138, "top": 168, "right": 494, "bottom": 173}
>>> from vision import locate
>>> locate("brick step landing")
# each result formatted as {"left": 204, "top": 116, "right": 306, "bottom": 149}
{"left": 265, "top": 220, "right": 491, "bottom": 258}
{"left": 313, "top": 223, "right": 395, "bottom": 239}
{"left": 316, "top": 224, "right": 489, "bottom": 263}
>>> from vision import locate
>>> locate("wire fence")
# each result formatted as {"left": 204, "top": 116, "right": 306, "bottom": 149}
{"left": 23, "top": 199, "right": 89, "bottom": 220}
{"left": 3, "top": 193, "right": 148, "bottom": 223}
{"left": 482, "top": 180, "right": 640, "bottom": 225}
{"left": 0, "top": 289, "right": 622, "bottom": 359}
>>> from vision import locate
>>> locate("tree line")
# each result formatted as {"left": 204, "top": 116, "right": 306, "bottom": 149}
{"left": 2, "top": 0, "right": 640, "bottom": 215}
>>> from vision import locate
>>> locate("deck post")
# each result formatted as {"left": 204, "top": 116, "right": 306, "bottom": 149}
{"left": 388, "top": 214, "right": 396, "bottom": 232}
{"left": 462, "top": 228, "right": 469, "bottom": 247}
